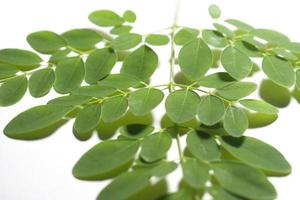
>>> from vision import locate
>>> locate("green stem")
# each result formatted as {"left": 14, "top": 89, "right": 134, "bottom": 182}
{"left": 176, "top": 132, "right": 184, "bottom": 162}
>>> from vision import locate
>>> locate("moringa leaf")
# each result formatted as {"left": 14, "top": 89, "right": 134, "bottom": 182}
{"left": 217, "top": 82, "right": 257, "bottom": 100}
{"left": 202, "top": 29, "right": 227, "bottom": 48}
{"left": 47, "top": 95, "right": 91, "bottom": 106}
{"left": 208, "top": 4, "right": 221, "bottom": 19}
{"left": 174, "top": 28, "right": 199, "bottom": 45}
{"left": 197, "top": 72, "right": 235, "bottom": 89}
{"left": 89, "top": 10, "right": 124, "bottom": 27}
{"left": 145, "top": 34, "right": 170, "bottom": 46}
{"left": 71, "top": 84, "right": 116, "bottom": 98}
{"left": 213, "top": 23, "right": 234, "bottom": 38}
{"left": 0, "top": 63, "right": 19, "bottom": 79}
{"left": 111, "top": 33, "right": 142, "bottom": 50}
{"left": 98, "top": 73, "right": 139, "bottom": 90}
{"left": 251, "top": 29, "right": 289, "bottom": 45}
{"left": 225, "top": 19, "right": 254, "bottom": 32}
{"left": 110, "top": 25, "right": 133, "bottom": 35}
{"left": 208, "top": 186, "right": 242, "bottom": 200}
{"left": 123, "top": 10, "right": 136, "bottom": 23}
{"left": 29, "top": 68, "right": 55, "bottom": 98}
{"left": 223, "top": 107, "right": 248, "bottom": 137}
{"left": 101, "top": 96, "right": 128, "bottom": 122}
{"left": 239, "top": 99, "right": 278, "bottom": 114}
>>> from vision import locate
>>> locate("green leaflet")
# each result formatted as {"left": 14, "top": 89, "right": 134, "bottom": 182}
{"left": 74, "top": 103, "right": 102, "bottom": 134}
{"left": 85, "top": 48, "right": 117, "bottom": 84}
{"left": 220, "top": 136, "right": 291, "bottom": 176}
{"left": 4, "top": 104, "right": 73, "bottom": 139}
{"left": 197, "top": 95, "right": 225, "bottom": 126}
{"left": 208, "top": 186, "right": 244, "bottom": 200}
{"left": 98, "top": 73, "right": 139, "bottom": 90}
{"left": 174, "top": 28, "right": 199, "bottom": 45}
{"left": 120, "top": 124, "right": 154, "bottom": 139}
{"left": 223, "top": 107, "right": 248, "bottom": 137}
{"left": 0, "top": 63, "right": 19, "bottom": 79}
{"left": 140, "top": 132, "right": 172, "bottom": 163}
{"left": 110, "top": 25, "right": 133, "bottom": 35}
{"left": 128, "top": 88, "right": 164, "bottom": 116}
{"left": 0, "top": 48, "right": 42, "bottom": 71}
{"left": 221, "top": 46, "right": 252, "bottom": 80}
{"left": 234, "top": 40, "right": 261, "bottom": 58}
{"left": 0, "top": 75, "right": 27, "bottom": 107}
{"left": 71, "top": 84, "right": 116, "bottom": 98}
{"left": 197, "top": 72, "right": 235, "bottom": 89}
{"left": 112, "top": 33, "right": 142, "bottom": 51}
{"left": 217, "top": 82, "right": 257, "bottom": 100}
{"left": 145, "top": 34, "right": 170, "bottom": 46}
{"left": 54, "top": 57, "right": 85, "bottom": 94}
{"left": 47, "top": 95, "right": 91, "bottom": 106}
{"left": 27, "top": 31, "right": 66, "bottom": 54}
{"left": 211, "top": 161, "right": 277, "bottom": 200}
{"left": 272, "top": 48, "right": 297, "bottom": 61}
{"left": 123, "top": 10, "right": 136, "bottom": 23}
{"left": 280, "top": 42, "right": 300, "bottom": 54}
{"left": 186, "top": 130, "right": 220, "bottom": 161}
{"left": 165, "top": 89, "right": 200, "bottom": 123}
{"left": 178, "top": 38, "right": 213, "bottom": 80}
{"left": 62, "top": 29, "right": 102, "bottom": 51}
{"left": 182, "top": 158, "right": 209, "bottom": 189}
{"left": 101, "top": 96, "right": 128, "bottom": 122}
{"left": 121, "top": 45, "right": 158, "bottom": 81}
{"left": 73, "top": 140, "right": 139, "bottom": 180}
{"left": 89, "top": 10, "right": 124, "bottom": 27}
{"left": 246, "top": 111, "right": 278, "bottom": 128}
{"left": 48, "top": 49, "right": 71, "bottom": 64}
{"left": 97, "top": 171, "right": 150, "bottom": 200}
{"left": 213, "top": 23, "right": 234, "bottom": 38}
{"left": 29, "top": 68, "right": 55, "bottom": 98}
{"left": 262, "top": 55, "right": 295, "bottom": 88}
{"left": 251, "top": 29, "right": 289, "bottom": 45}
{"left": 225, "top": 19, "right": 254, "bottom": 32}
{"left": 239, "top": 99, "right": 278, "bottom": 114}
{"left": 208, "top": 4, "right": 221, "bottom": 19}
{"left": 135, "top": 161, "right": 177, "bottom": 177}
{"left": 202, "top": 29, "right": 227, "bottom": 48}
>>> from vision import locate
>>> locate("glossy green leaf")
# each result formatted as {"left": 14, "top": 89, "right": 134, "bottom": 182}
{"left": 123, "top": 10, "right": 136, "bottom": 23}
{"left": 217, "top": 82, "right": 257, "bottom": 100}
{"left": 145, "top": 34, "right": 170, "bottom": 46}
{"left": 110, "top": 25, "right": 133, "bottom": 35}
{"left": 47, "top": 95, "right": 91, "bottom": 106}
{"left": 208, "top": 186, "right": 244, "bottom": 200}
{"left": 212, "top": 161, "right": 277, "bottom": 200}
{"left": 186, "top": 130, "right": 220, "bottom": 161}
{"left": 98, "top": 73, "right": 139, "bottom": 90}
{"left": 101, "top": 96, "right": 128, "bottom": 122}
{"left": 89, "top": 10, "right": 124, "bottom": 27}
{"left": 62, "top": 29, "right": 102, "bottom": 51}
{"left": 174, "top": 28, "right": 199, "bottom": 45}
{"left": 72, "top": 84, "right": 116, "bottom": 98}
{"left": 121, "top": 45, "right": 158, "bottom": 81}
{"left": 111, "top": 33, "right": 142, "bottom": 51}
{"left": 251, "top": 29, "right": 289, "bottom": 45}
{"left": 182, "top": 158, "right": 209, "bottom": 189}
{"left": 197, "top": 95, "right": 225, "bottom": 126}
{"left": 27, "top": 31, "right": 66, "bottom": 54}
{"left": 54, "top": 57, "right": 85, "bottom": 94}
{"left": 140, "top": 132, "right": 172, "bottom": 162}
{"left": 0, "top": 63, "right": 18, "bottom": 79}
{"left": 73, "top": 140, "right": 139, "bottom": 180}
{"left": 120, "top": 124, "right": 154, "bottom": 139}
{"left": 220, "top": 136, "right": 291, "bottom": 175}
{"left": 197, "top": 72, "right": 235, "bottom": 89}
{"left": 202, "top": 29, "right": 227, "bottom": 48}
{"left": 29, "top": 68, "right": 55, "bottom": 98}
{"left": 74, "top": 103, "right": 101, "bottom": 134}
{"left": 221, "top": 47, "right": 252, "bottom": 80}
{"left": 97, "top": 171, "right": 150, "bottom": 200}
{"left": 239, "top": 99, "right": 278, "bottom": 114}
{"left": 223, "top": 107, "right": 248, "bottom": 137}
{"left": 4, "top": 104, "right": 73, "bottom": 139}
{"left": 0, "top": 75, "right": 27, "bottom": 106}
{"left": 208, "top": 4, "right": 221, "bottom": 19}
{"left": 85, "top": 48, "right": 117, "bottom": 84}
{"left": 0, "top": 48, "right": 42, "bottom": 71}
{"left": 128, "top": 88, "right": 164, "bottom": 116}
{"left": 225, "top": 19, "right": 254, "bottom": 32}
{"left": 178, "top": 38, "right": 213, "bottom": 80}
{"left": 262, "top": 55, "right": 295, "bottom": 88}
{"left": 165, "top": 89, "right": 200, "bottom": 123}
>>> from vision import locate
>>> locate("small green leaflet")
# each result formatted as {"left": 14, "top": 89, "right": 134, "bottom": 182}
{"left": 208, "top": 186, "right": 245, "bottom": 200}
{"left": 143, "top": 161, "right": 177, "bottom": 177}
{"left": 262, "top": 55, "right": 295, "bottom": 88}
{"left": 251, "top": 29, "right": 290, "bottom": 45}
{"left": 98, "top": 73, "right": 139, "bottom": 90}
{"left": 197, "top": 95, "right": 225, "bottom": 126}
{"left": 212, "top": 161, "right": 277, "bottom": 200}
{"left": 221, "top": 47, "right": 252, "bottom": 80}
{"left": 121, "top": 45, "right": 158, "bottom": 81}
{"left": 247, "top": 111, "right": 278, "bottom": 128}
{"left": 239, "top": 99, "right": 278, "bottom": 114}
{"left": 182, "top": 158, "right": 209, "bottom": 189}
{"left": 197, "top": 72, "right": 235, "bottom": 89}
{"left": 74, "top": 103, "right": 102, "bottom": 134}
{"left": 54, "top": 57, "right": 85, "bottom": 94}
{"left": 217, "top": 82, "right": 257, "bottom": 100}
{"left": 71, "top": 85, "right": 116, "bottom": 98}
{"left": 213, "top": 23, "right": 234, "bottom": 38}
{"left": 48, "top": 95, "right": 91, "bottom": 106}
{"left": 165, "top": 89, "right": 200, "bottom": 123}
{"left": 27, "top": 31, "right": 66, "bottom": 54}
{"left": 123, "top": 10, "right": 136, "bottom": 23}
{"left": 49, "top": 49, "right": 71, "bottom": 64}
{"left": 128, "top": 87, "right": 164, "bottom": 116}
{"left": 220, "top": 136, "right": 291, "bottom": 176}
{"left": 62, "top": 29, "right": 102, "bottom": 51}
{"left": 97, "top": 171, "right": 150, "bottom": 200}
{"left": 225, "top": 19, "right": 254, "bottom": 32}
{"left": 186, "top": 130, "right": 220, "bottom": 161}
{"left": 178, "top": 38, "right": 213, "bottom": 80}
{"left": 145, "top": 34, "right": 170, "bottom": 46}
{"left": 85, "top": 48, "right": 117, "bottom": 84}
{"left": 140, "top": 132, "right": 172, "bottom": 162}
{"left": 0, "top": 48, "right": 42, "bottom": 71}
{"left": 111, "top": 33, "right": 142, "bottom": 50}
{"left": 101, "top": 96, "right": 128, "bottom": 122}
{"left": 0, "top": 63, "right": 18, "bottom": 79}
{"left": 29, "top": 68, "right": 55, "bottom": 98}
{"left": 174, "top": 28, "right": 199, "bottom": 45}
{"left": 89, "top": 10, "right": 124, "bottom": 27}
{"left": 0, "top": 75, "right": 27, "bottom": 107}
{"left": 234, "top": 40, "right": 261, "bottom": 58}
{"left": 208, "top": 4, "right": 221, "bottom": 19}
{"left": 202, "top": 29, "right": 227, "bottom": 48}
{"left": 223, "top": 107, "right": 248, "bottom": 137}
{"left": 73, "top": 140, "right": 139, "bottom": 180}
{"left": 4, "top": 104, "right": 73, "bottom": 139}
{"left": 110, "top": 25, "right": 133, "bottom": 35}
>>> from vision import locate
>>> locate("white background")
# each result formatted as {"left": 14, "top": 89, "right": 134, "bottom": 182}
{"left": 0, "top": 0, "right": 299, "bottom": 199}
